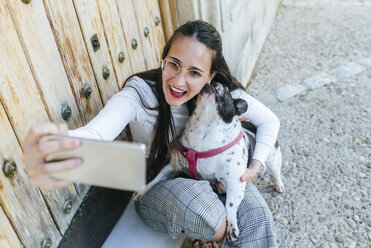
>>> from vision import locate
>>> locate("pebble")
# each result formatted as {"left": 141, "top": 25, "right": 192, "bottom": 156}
{"left": 335, "top": 235, "right": 345, "bottom": 243}
{"left": 352, "top": 232, "right": 363, "bottom": 240}
{"left": 358, "top": 58, "right": 371, "bottom": 67}
{"left": 329, "top": 243, "right": 338, "bottom": 248}
{"left": 340, "top": 166, "right": 352, "bottom": 177}
{"left": 363, "top": 217, "right": 371, "bottom": 225}
{"left": 289, "top": 227, "right": 299, "bottom": 233}
{"left": 346, "top": 241, "right": 356, "bottom": 248}
{"left": 321, "top": 243, "right": 330, "bottom": 248}
{"left": 319, "top": 217, "right": 326, "bottom": 222}
{"left": 324, "top": 233, "right": 333, "bottom": 242}
{"left": 344, "top": 217, "right": 356, "bottom": 228}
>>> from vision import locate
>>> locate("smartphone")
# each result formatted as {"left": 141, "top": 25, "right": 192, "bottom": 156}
{"left": 41, "top": 135, "right": 146, "bottom": 192}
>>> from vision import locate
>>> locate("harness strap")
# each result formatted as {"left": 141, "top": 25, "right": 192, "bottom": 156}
{"left": 185, "top": 149, "right": 199, "bottom": 180}
{"left": 176, "top": 131, "right": 245, "bottom": 180}
{"left": 195, "top": 131, "right": 245, "bottom": 159}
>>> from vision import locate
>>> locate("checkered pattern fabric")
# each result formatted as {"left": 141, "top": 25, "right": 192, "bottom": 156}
{"left": 135, "top": 178, "right": 277, "bottom": 248}
{"left": 220, "top": 181, "right": 278, "bottom": 248}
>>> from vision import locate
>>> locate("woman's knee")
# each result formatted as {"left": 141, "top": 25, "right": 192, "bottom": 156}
{"left": 238, "top": 183, "right": 275, "bottom": 226}
{"left": 233, "top": 183, "right": 277, "bottom": 245}
{"left": 175, "top": 179, "right": 226, "bottom": 240}
{"left": 135, "top": 178, "right": 226, "bottom": 240}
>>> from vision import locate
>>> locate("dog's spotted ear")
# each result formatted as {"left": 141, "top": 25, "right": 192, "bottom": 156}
{"left": 233, "top": 98, "right": 248, "bottom": 115}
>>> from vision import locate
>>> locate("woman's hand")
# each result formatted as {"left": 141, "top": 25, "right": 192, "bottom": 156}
{"left": 215, "top": 159, "right": 263, "bottom": 194}
{"left": 240, "top": 159, "right": 262, "bottom": 183}
{"left": 21, "top": 123, "right": 82, "bottom": 190}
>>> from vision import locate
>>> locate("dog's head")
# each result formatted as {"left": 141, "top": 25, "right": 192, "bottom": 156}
{"left": 187, "top": 81, "right": 248, "bottom": 123}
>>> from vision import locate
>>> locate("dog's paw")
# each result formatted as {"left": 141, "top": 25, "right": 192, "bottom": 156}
{"left": 132, "top": 192, "right": 145, "bottom": 202}
{"left": 133, "top": 184, "right": 156, "bottom": 202}
{"left": 226, "top": 220, "right": 239, "bottom": 243}
{"left": 274, "top": 183, "right": 285, "bottom": 193}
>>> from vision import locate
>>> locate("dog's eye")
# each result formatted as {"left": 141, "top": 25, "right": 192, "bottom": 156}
{"left": 215, "top": 86, "right": 224, "bottom": 98}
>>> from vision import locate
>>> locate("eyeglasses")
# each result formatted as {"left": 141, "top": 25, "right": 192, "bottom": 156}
{"left": 160, "top": 59, "right": 207, "bottom": 84}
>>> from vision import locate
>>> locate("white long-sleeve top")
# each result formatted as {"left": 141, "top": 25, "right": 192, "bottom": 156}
{"left": 69, "top": 76, "right": 280, "bottom": 164}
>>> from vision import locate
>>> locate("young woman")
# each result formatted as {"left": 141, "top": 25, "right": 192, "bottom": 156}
{"left": 22, "top": 20, "right": 279, "bottom": 247}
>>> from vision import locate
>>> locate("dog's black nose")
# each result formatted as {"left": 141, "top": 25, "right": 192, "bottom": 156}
{"left": 200, "top": 83, "right": 214, "bottom": 95}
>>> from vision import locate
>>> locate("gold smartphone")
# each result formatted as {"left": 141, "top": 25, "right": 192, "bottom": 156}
{"left": 42, "top": 135, "right": 146, "bottom": 192}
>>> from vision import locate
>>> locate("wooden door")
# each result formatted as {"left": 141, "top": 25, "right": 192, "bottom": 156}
{"left": 0, "top": 0, "right": 166, "bottom": 247}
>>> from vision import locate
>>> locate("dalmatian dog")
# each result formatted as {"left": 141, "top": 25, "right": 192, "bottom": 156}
{"left": 134, "top": 81, "right": 284, "bottom": 242}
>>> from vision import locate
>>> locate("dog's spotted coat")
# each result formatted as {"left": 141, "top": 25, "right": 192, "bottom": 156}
{"left": 134, "top": 82, "right": 284, "bottom": 242}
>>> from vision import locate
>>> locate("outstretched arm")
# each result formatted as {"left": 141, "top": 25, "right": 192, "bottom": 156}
{"left": 232, "top": 89, "right": 280, "bottom": 182}
{"left": 232, "top": 89, "right": 280, "bottom": 166}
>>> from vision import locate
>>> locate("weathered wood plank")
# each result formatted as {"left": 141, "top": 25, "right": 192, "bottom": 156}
{"left": 132, "top": 0, "right": 160, "bottom": 69}
{"left": 146, "top": 0, "right": 166, "bottom": 59}
{"left": 5, "top": 0, "right": 82, "bottom": 129}
{"left": 0, "top": 3, "right": 48, "bottom": 140}
{"left": 116, "top": 0, "right": 147, "bottom": 72}
{"left": 0, "top": 205, "right": 22, "bottom": 248}
{"left": 97, "top": 0, "right": 134, "bottom": 89}
{"left": 73, "top": 0, "right": 119, "bottom": 102}
{"left": 43, "top": 0, "right": 107, "bottom": 198}
{"left": 43, "top": 0, "right": 104, "bottom": 123}
{"left": 159, "top": 0, "right": 178, "bottom": 41}
{"left": 1, "top": 0, "right": 83, "bottom": 235}
{"left": 0, "top": 102, "right": 61, "bottom": 248}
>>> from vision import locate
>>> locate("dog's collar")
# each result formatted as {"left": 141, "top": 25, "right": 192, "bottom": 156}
{"left": 175, "top": 131, "right": 245, "bottom": 180}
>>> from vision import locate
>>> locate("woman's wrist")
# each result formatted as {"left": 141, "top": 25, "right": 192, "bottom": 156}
{"left": 249, "top": 159, "right": 263, "bottom": 172}
{"left": 240, "top": 159, "right": 262, "bottom": 183}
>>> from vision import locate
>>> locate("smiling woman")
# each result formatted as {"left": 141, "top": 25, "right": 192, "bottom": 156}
{"left": 161, "top": 36, "right": 216, "bottom": 106}
{"left": 22, "top": 20, "right": 280, "bottom": 248}
{"left": 160, "top": 58, "right": 206, "bottom": 98}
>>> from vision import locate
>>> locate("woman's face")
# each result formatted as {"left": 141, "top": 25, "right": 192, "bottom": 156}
{"left": 162, "top": 36, "right": 216, "bottom": 107}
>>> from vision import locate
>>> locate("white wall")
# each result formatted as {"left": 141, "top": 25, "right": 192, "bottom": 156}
{"left": 173, "top": 0, "right": 280, "bottom": 87}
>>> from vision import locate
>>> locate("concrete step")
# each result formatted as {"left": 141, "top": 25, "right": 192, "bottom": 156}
{"left": 102, "top": 200, "right": 184, "bottom": 248}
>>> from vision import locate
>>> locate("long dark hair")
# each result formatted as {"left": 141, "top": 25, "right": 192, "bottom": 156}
{"left": 123, "top": 20, "right": 244, "bottom": 182}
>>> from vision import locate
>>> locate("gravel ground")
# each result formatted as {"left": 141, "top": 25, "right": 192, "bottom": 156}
{"left": 249, "top": 1, "right": 371, "bottom": 247}
{"left": 182, "top": 1, "right": 370, "bottom": 247}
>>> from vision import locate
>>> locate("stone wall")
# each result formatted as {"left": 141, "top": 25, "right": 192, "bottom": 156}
{"left": 173, "top": 0, "right": 280, "bottom": 87}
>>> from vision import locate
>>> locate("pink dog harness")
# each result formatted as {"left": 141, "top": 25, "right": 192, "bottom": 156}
{"left": 175, "top": 131, "right": 245, "bottom": 180}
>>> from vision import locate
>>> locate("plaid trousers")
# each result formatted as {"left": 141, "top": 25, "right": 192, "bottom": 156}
{"left": 135, "top": 178, "right": 278, "bottom": 248}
